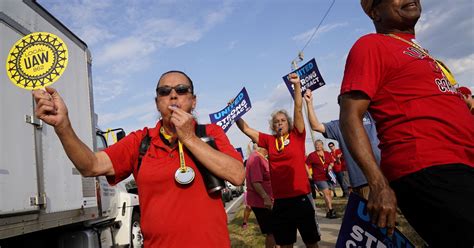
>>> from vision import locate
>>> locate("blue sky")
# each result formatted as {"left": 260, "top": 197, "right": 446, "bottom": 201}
{"left": 38, "top": 0, "right": 473, "bottom": 158}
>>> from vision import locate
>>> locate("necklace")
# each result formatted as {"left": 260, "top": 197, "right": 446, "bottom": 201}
{"left": 317, "top": 152, "right": 325, "bottom": 164}
{"left": 386, "top": 34, "right": 457, "bottom": 85}
{"left": 275, "top": 134, "right": 289, "bottom": 152}
{"left": 160, "top": 127, "right": 195, "bottom": 184}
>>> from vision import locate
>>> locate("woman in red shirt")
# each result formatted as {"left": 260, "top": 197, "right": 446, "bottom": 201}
{"left": 306, "top": 140, "right": 337, "bottom": 219}
{"left": 236, "top": 73, "right": 320, "bottom": 248}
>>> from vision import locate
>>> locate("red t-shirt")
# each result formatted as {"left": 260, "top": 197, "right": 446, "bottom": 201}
{"left": 245, "top": 151, "right": 273, "bottom": 208}
{"left": 306, "top": 151, "right": 334, "bottom": 182}
{"left": 258, "top": 128, "right": 310, "bottom": 199}
{"left": 341, "top": 33, "right": 474, "bottom": 181}
{"left": 330, "top": 149, "right": 346, "bottom": 172}
{"left": 104, "top": 121, "right": 241, "bottom": 247}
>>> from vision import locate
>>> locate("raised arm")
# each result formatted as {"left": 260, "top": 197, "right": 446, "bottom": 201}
{"left": 303, "top": 89, "right": 326, "bottom": 133}
{"left": 339, "top": 91, "right": 397, "bottom": 236}
{"left": 33, "top": 87, "right": 114, "bottom": 177}
{"left": 235, "top": 118, "right": 259, "bottom": 144}
{"left": 290, "top": 73, "right": 305, "bottom": 133}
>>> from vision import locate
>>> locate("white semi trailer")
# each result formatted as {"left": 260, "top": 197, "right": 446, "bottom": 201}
{"left": 0, "top": 1, "right": 141, "bottom": 247}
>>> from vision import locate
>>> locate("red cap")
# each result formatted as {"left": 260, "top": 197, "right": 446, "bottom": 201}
{"left": 458, "top": 86, "right": 472, "bottom": 98}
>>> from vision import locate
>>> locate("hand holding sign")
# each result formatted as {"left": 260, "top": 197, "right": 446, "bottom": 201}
{"left": 209, "top": 87, "right": 252, "bottom": 132}
{"left": 336, "top": 193, "right": 413, "bottom": 248}
{"left": 33, "top": 87, "right": 70, "bottom": 132}
{"left": 288, "top": 72, "right": 300, "bottom": 86}
{"left": 283, "top": 58, "right": 325, "bottom": 98}
{"left": 367, "top": 182, "right": 398, "bottom": 236}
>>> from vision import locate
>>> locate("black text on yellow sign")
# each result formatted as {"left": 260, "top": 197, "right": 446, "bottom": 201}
{"left": 6, "top": 32, "right": 68, "bottom": 90}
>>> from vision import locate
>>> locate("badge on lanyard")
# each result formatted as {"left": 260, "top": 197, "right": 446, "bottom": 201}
{"left": 175, "top": 141, "right": 195, "bottom": 184}
{"left": 275, "top": 134, "right": 290, "bottom": 152}
{"left": 175, "top": 167, "right": 195, "bottom": 184}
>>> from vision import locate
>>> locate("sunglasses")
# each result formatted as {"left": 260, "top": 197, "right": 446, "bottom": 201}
{"left": 156, "top": 84, "right": 193, "bottom": 96}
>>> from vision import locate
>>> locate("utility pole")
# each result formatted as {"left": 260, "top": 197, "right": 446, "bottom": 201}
{"left": 291, "top": 52, "right": 316, "bottom": 146}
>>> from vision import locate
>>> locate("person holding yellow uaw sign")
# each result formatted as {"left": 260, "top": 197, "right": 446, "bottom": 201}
{"left": 6, "top": 32, "right": 68, "bottom": 90}
{"left": 33, "top": 70, "right": 245, "bottom": 247}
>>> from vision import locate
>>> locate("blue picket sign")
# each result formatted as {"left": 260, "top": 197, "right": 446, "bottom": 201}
{"left": 336, "top": 193, "right": 414, "bottom": 248}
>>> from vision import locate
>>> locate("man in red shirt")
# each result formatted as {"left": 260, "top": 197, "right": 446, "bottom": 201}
{"left": 327, "top": 142, "right": 349, "bottom": 197}
{"left": 33, "top": 71, "right": 245, "bottom": 247}
{"left": 339, "top": 1, "right": 474, "bottom": 246}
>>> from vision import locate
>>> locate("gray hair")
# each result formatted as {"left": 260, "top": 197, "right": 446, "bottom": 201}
{"left": 269, "top": 109, "right": 293, "bottom": 135}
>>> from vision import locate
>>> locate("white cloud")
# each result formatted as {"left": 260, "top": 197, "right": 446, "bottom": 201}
{"left": 43, "top": 0, "right": 115, "bottom": 46}
{"left": 446, "top": 53, "right": 474, "bottom": 86}
{"left": 93, "top": 18, "right": 202, "bottom": 67}
{"left": 95, "top": 37, "right": 154, "bottom": 65}
{"left": 417, "top": 1, "right": 474, "bottom": 59}
{"left": 447, "top": 53, "right": 474, "bottom": 76}
{"left": 79, "top": 25, "right": 115, "bottom": 45}
{"left": 415, "top": 0, "right": 474, "bottom": 87}
{"left": 141, "top": 18, "right": 203, "bottom": 48}
{"left": 204, "top": 2, "right": 233, "bottom": 27}
{"left": 292, "top": 22, "right": 348, "bottom": 43}
{"left": 98, "top": 102, "right": 156, "bottom": 127}
{"left": 93, "top": 78, "right": 127, "bottom": 104}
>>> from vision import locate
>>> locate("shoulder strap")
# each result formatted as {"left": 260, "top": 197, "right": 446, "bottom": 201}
{"left": 195, "top": 124, "right": 206, "bottom": 138}
{"left": 136, "top": 124, "right": 220, "bottom": 175}
{"left": 137, "top": 124, "right": 209, "bottom": 174}
{"left": 196, "top": 124, "right": 217, "bottom": 149}
{"left": 137, "top": 129, "right": 151, "bottom": 173}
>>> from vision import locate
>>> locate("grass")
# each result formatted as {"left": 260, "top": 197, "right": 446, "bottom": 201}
{"left": 228, "top": 192, "right": 426, "bottom": 247}
{"left": 228, "top": 206, "right": 266, "bottom": 248}
{"left": 314, "top": 193, "right": 349, "bottom": 215}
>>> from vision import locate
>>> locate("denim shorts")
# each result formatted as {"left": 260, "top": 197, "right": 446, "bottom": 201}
{"left": 314, "top": 180, "right": 331, "bottom": 190}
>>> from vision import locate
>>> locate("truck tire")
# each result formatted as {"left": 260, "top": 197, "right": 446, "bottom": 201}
{"left": 131, "top": 211, "right": 143, "bottom": 248}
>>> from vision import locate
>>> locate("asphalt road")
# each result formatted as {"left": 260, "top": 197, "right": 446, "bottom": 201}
{"left": 225, "top": 193, "right": 244, "bottom": 223}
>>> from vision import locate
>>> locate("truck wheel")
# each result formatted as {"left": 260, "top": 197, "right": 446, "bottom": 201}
{"left": 131, "top": 211, "right": 143, "bottom": 248}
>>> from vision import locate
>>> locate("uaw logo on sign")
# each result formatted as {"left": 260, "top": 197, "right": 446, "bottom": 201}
{"left": 209, "top": 87, "right": 252, "bottom": 133}
{"left": 336, "top": 194, "right": 414, "bottom": 248}
{"left": 6, "top": 32, "right": 68, "bottom": 90}
{"left": 283, "top": 58, "right": 325, "bottom": 98}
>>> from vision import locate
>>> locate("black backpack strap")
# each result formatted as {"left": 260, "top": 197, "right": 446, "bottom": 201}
{"left": 196, "top": 124, "right": 217, "bottom": 149}
{"left": 136, "top": 124, "right": 212, "bottom": 173}
{"left": 195, "top": 124, "right": 206, "bottom": 139}
{"left": 137, "top": 128, "right": 151, "bottom": 173}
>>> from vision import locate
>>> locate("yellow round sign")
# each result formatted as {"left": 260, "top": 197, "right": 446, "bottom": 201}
{"left": 6, "top": 32, "right": 68, "bottom": 90}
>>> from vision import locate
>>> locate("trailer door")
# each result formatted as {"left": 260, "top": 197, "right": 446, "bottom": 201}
{"left": 0, "top": 12, "right": 39, "bottom": 215}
